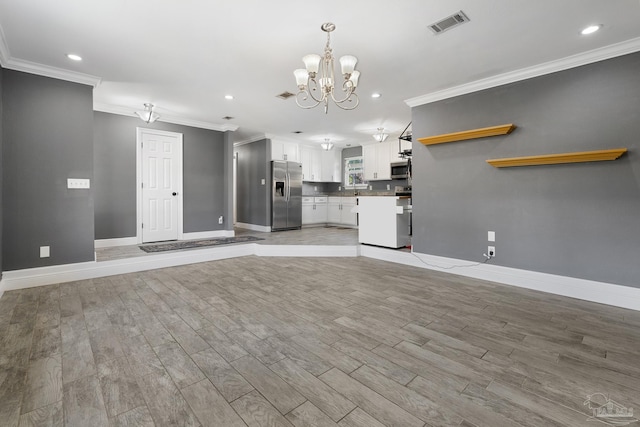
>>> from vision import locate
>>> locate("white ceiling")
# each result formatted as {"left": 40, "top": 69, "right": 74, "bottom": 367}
{"left": 1, "top": 0, "right": 640, "bottom": 148}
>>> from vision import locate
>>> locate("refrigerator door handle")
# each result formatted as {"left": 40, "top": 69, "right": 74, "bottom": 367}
{"left": 285, "top": 172, "right": 291, "bottom": 202}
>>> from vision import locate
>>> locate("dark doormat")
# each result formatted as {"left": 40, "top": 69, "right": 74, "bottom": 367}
{"left": 140, "top": 236, "right": 264, "bottom": 253}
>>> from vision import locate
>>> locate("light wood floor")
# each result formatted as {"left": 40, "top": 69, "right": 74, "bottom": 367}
{"left": 1, "top": 256, "right": 639, "bottom": 426}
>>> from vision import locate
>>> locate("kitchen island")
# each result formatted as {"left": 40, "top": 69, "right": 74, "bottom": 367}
{"left": 357, "top": 196, "right": 411, "bottom": 249}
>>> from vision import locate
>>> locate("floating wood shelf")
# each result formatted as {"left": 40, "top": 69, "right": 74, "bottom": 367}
{"left": 418, "top": 123, "right": 516, "bottom": 146}
{"left": 486, "top": 148, "right": 627, "bottom": 168}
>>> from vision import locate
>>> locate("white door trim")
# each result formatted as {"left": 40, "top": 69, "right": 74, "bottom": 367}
{"left": 136, "top": 127, "right": 184, "bottom": 244}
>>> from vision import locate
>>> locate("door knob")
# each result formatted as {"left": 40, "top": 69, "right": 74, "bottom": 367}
{"left": 172, "top": 192, "right": 177, "bottom": 196}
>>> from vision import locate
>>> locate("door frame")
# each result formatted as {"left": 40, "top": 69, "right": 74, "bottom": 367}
{"left": 136, "top": 127, "right": 184, "bottom": 244}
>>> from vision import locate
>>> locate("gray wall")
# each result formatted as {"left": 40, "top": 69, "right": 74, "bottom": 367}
{"left": 2, "top": 70, "right": 95, "bottom": 271}
{"left": 412, "top": 52, "right": 640, "bottom": 288}
{"left": 235, "top": 139, "right": 270, "bottom": 226}
{"left": 0, "top": 67, "right": 4, "bottom": 277}
{"left": 94, "top": 111, "right": 229, "bottom": 239}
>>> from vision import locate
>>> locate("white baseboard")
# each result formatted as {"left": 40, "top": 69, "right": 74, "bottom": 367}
{"left": 235, "top": 222, "right": 271, "bottom": 233}
{"left": 1, "top": 245, "right": 255, "bottom": 292}
{"left": 182, "top": 230, "right": 235, "bottom": 240}
{"left": 255, "top": 245, "right": 359, "bottom": 257}
{"left": 359, "top": 246, "right": 640, "bottom": 311}
{"left": 95, "top": 237, "right": 138, "bottom": 248}
{"left": 3, "top": 242, "right": 638, "bottom": 312}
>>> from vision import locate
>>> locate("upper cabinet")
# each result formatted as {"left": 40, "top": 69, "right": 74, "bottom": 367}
{"left": 272, "top": 139, "right": 342, "bottom": 183}
{"left": 321, "top": 150, "right": 341, "bottom": 183}
{"left": 300, "top": 146, "right": 322, "bottom": 181}
{"left": 271, "top": 139, "right": 300, "bottom": 162}
{"left": 363, "top": 141, "right": 392, "bottom": 181}
{"left": 300, "top": 145, "right": 342, "bottom": 182}
{"left": 389, "top": 139, "right": 412, "bottom": 163}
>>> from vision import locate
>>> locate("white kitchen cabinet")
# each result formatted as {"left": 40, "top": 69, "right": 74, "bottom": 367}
{"left": 301, "top": 146, "right": 322, "bottom": 182}
{"left": 388, "top": 139, "right": 412, "bottom": 163}
{"left": 341, "top": 197, "right": 357, "bottom": 226}
{"left": 358, "top": 196, "right": 411, "bottom": 248}
{"left": 301, "top": 196, "right": 314, "bottom": 225}
{"left": 302, "top": 196, "right": 327, "bottom": 225}
{"left": 313, "top": 196, "right": 328, "bottom": 223}
{"left": 321, "top": 150, "right": 341, "bottom": 183}
{"left": 327, "top": 196, "right": 357, "bottom": 227}
{"left": 271, "top": 139, "right": 300, "bottom": 162}
{"left": 363, "top": 142, "right": 391, "bottom": 181}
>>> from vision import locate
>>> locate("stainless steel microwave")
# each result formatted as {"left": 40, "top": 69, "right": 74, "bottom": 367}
{"left": 391, "top": 162, "right": 409, "bottom": 179}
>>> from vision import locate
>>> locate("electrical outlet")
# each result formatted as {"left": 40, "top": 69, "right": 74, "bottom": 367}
{"left": 338, "top": 186, "right": 341, "bottom": 191}
{"left": 369, "top": 185, "right": 372, "bottom": 191}
{"left": 386, "top": 184, "right": 390, "bottom": 190}
{"left": 40, "top": 246, "right": 50, "bottom": 258}
{"left": 261, "top": 179, "right": 265, "bottom": 185}
{"left": 488, "top": 246, "right": 495, "bottom": 257}
{"left": 218, "top": 215, "right": 223, "bottom": 224}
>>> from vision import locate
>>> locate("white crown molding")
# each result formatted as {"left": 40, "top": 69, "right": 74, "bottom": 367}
{"left": 93, "top": 102, "right": 238, "bottom": 132}
{"left": 405, "top": 36, "right": 640, "bottom": 107}
{"left": 233, "top": 135, "right": 268, "bottom": 147}
{"left": 4, "top": 57, "right": 102, "bottom": 87}
{"left": 0, "top": 24, "right": 10, "bottom": 66}
{"left": 0, "top": 21, "right": 101, "bottom": 86}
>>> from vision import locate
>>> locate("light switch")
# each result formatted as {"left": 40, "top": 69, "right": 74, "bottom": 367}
{"left": 488, "top": 231, "right": 495, "bottom": 242}
{"left": 261, "top": 179, "right": 265, "bottom": 185}
{"left": 67, "top": 178, "right": 90, "bottom": 189}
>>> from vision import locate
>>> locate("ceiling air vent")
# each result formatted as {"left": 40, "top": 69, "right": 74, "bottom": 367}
{"left": 222, "top": 116, "right": 234, "bottom": 120}
{"left": 277, "top": 91, "right": 295, "bottom": 100}
{"left": 429, "top": 10, "right": 470, "bottom": 35}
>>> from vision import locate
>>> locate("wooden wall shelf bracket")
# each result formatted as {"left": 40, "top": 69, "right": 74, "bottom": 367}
{"left": 486, "top": 148, "right": 627, "bottom": 168}
{"left": 418, "top": 123, "right": 516, "bottom": 146}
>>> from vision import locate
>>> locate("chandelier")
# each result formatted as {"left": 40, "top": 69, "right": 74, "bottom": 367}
{"left": 373, "top": 127, "right": 389, "bottom": 142}
{"left": 136, "top": 103, "right": 160, "bottom": 124}
{"left": 320, "top": 138, "right": 334, "bottom": 151}
{"left": 294, "top": 23, "right": 360, "bottom": 113}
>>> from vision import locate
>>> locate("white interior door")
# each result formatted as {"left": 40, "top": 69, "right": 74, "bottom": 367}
{"left": 138, "top": 128, "right": 183, "bottom": 243}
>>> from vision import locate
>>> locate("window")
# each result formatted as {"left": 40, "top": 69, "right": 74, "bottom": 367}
{"left": 344, "top": 156, "right": 367, "bottom": 188}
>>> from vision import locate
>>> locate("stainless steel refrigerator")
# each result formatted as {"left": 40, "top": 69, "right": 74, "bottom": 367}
{"left": 271, "top": 161, "right": 303, "bottom": 231}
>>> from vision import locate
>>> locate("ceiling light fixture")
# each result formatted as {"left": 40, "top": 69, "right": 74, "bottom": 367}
{"left": 294, "top": 22, "right": 360, "bottom": 114}
{"left": 321, "top": 138, "right": 334, "bottom": 151}
{"left": 373, "top": 127, "right": 389, "bottom": 142}
{"left": 136, "top": 103, "right": 160, "bottom": 124}
{"left": 581, "top": 24, "right": 602, "bottom": 35}
{"left": 371, "top": 93, "right": 382, "bottom": 99}
{"left": 225, "top": 95, "right": 234, "bottom": 100}
{"left": 66, "top": 53, "right": 82, "bottom": 61}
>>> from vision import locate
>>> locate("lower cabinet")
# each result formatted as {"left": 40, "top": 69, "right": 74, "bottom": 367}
{"left": 302, "top": 196, "right": 327, "bottom": 225}
{"left": 327, "top": 197, "right": 357, "bottom": 227}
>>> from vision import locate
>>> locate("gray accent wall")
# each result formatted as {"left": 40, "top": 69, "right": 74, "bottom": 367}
{"left": 0, "top": 66, "right": 4, "bottom": 277}
{"left": 94, "top": 112, "right": 229, "bottom": 239}
{"left": 235, "top": 139, "right": 270, "bottom": 226}
{"left": 2, "top": 70, "right": 95, "bottom": 271}
{"left": 411, "top": 52, "right": 640, "bottom": 288}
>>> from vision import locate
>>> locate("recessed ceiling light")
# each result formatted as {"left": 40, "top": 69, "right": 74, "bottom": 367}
{"left": 66, "top": 54, "right": 82, "bottom": 61}
{"left": 371, "top": 93, "right": 382, "bottom": 99}
{"left": 225, "top": 95, "right": 234, "bottom": 100}
{"left": 581, "top": 25, "right": 602, "bottom": 35}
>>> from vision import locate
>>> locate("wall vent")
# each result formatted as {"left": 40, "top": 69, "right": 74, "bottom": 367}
{"left": 277, "top": 91, "right": 295, "bottom": 100}
{"left": 429, "top": 11, "right": 470, "bottom": 35}
{"left": 222, "top": 116, "right": 234, "bottom": 120}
